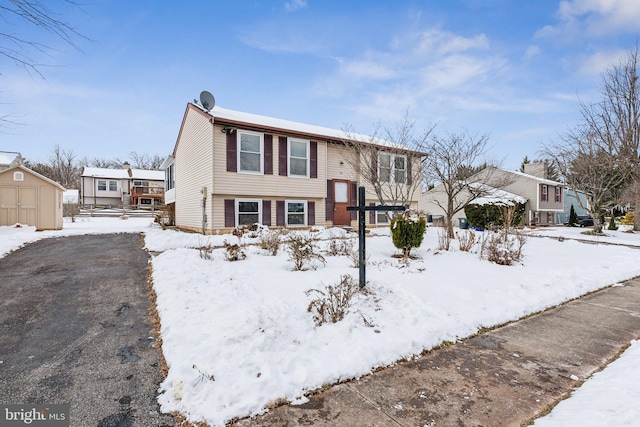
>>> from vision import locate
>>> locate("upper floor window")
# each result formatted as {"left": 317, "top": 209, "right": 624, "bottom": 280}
{"left": 541, "top": 185, "right": 548, "bottom": 202}
{"left": 165, "top": 164, "right": 175, "bottom": 191}
{"left": 109, "top": 180, "right": 118, "bottom": 191}
{"left": 238, "top": 130, "right": 263, "bottom": 174}
{"left": 97, "top": 180, "right": 117, "bottom": 191}
{"left": 378, "top": 152, "right": 407, "bottom": 184}
{"left": 98, "top": 180, "right": 106, "bottom": 191}
{"left": 288, "top": 138, "right": 309, "bottom": 177}
{"left": 133, "top": 180, "right": 149, "bottom": 187}
{"left": 555, "top": 187, "right": 562, "bottom": 203}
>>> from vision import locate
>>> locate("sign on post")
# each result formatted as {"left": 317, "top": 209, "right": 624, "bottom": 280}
{"left": 347, "top": 186, "right": 405, "bottom": 288}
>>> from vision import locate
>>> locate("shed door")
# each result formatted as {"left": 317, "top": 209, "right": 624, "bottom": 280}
{"left": 0, "top": 186, "right": 18, "bottom": 225}
{"left": 18, "top": 187, "right": 37, "bottom": 226}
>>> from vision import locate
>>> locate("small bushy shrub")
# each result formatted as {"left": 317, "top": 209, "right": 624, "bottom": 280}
{"left": 260, "top": 230, "right": 281, "bottom": 256}
{"left": 621, "top": 211, "right": 635, "bottom": 225}
{"left": 437, "top": 228, "right": 451, "bottom": 251}
{"left": 456, "top": 230, "right": 476, "bottom": 252}
{"left": 607, "top": 216, "right": 618, "bottom": 231}
{"left": 306, "top": 274, "right": 359, "bottom": 326}
{"left": 198, "top": 238, "right": 214, "bottom": 260}
{"left": 390, "top": 211, "right": 426, "bottom": 258}
{"left": 325, "top": 238, "right": 354, "bottom": 256}
{"left": 224, "top": 242, "right": 246, "bottom": 261}
{"left": 287, "top": 233, "right": 326, "bottom": 271}
{"left": 479, "top": 231, "right": 527, "bottom": 266}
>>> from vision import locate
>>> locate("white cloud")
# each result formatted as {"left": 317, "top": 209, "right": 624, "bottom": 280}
{"left": 415, "top": 29, "right": 489, "bottom": 56}
{"left": 338, "top": 57, "right": 396, "bottom": 80}
{"left": 524, "top": 45, "right": 542, "bottom": 61}
{"left": 284, "top": 0, "right": 307, "bottom": 13}
{"left": 576, "top": 48, "right": 628, "bottom": 76}
{"left": 538, "top": 0, "right": 640, "bottom": 38}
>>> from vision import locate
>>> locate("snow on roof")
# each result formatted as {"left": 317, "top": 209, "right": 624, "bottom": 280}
{"left": 81, "top": 167, "right": 163, "bottom": 181}
{"left": 501, "top": 168, "right": 563, "bottom": 186}
{"left": 0, "top": 152, "right": 18, "bottom": 165}
{"left": 199, "top": 104, "right": 416, "bottom": 152}
{"left": 469, "top": 183, "right": 527, "bottom": 206}
{"left": 131, "top": 169, "right": 164, "bottom": 180}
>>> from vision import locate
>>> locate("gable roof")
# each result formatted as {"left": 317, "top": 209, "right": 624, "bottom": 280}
{"left": 174, "top": 103, "right": 426, "bottom": 156}
{"left": 81, "top": 167, "right": 164, "bottom": 181}
{"left": 0, "top": 165, "right": 66, "bottom": 190}
{"left": 469, "top": 182, "right": 527, "bottom": 206}
{"left": 495, "top": 167, "right": 563, "bottom": 186}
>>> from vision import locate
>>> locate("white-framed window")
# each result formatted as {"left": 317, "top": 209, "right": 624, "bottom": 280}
{"left": 236, "top": 198, "right": 262, "bottom": 226}
{"left": 378, "top": 152, "right": 407, "bottom": 184}
{"left": 286, "top": 200, "right": 307, "bottom": 226}
{"left": 97, "top": 180, "right": 107, "bottom": 191}
{"left": 375, "top": 202, "right": 390, "bottom": 224}
{"left": 238, "top": 130, "right": 263, "bottom": 174}
{"left": 541, "top": 185, "right": 548, "bottom": 202}
{"left": 288, "top": 138, "right": 309, "bottom": 177}
{"left": 555, "top": 187, "right": 561, "bottom": 203}
{"left": 97, "top": 180, "right": 118, "bottom": 191}
{"left": 109, "top": 180, "right": 118, "bottom": 191}
{"left": 133, "top": 180, "right": 149, "bottom": 187}
{"left": 165, "top": 164, "right": 175, "bottom": 191}
{"left": 13, "top": 171, "right": 24, "bottom": 181}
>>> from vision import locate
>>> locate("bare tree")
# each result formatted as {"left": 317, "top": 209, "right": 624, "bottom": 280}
{"left": 0, "top": 0, "right": 87, "bottom": 77}
{"left": 24, "top": 144, "right": 79, "bottom": 188}
{"left": 544, "top": 130, "right": 627, "bottom": 233}
{"left": 341, "top": 112, "right": 433, "bottom": 208}
{"left": 545, "top": 46, "right": 640, "bottom": 230}
{"left": 128, "top": 151, "right": 165, "bottom": 170}
{"left": 421, "top": 130, "right": 498, "bottom": 238}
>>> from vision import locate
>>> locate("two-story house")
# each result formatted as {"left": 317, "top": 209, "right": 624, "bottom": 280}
{"left": 420, "top": 162, "right": 565, "bottom": 227}
{"left": 169, "top": 103, "right": 423, "bottom": 234}
{"left": 80, "top": 163, "right": 165, "bottom": 209}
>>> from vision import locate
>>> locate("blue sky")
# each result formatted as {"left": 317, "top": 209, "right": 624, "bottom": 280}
{"left": 2, "top": 0, "right": 640, "bottom": 169}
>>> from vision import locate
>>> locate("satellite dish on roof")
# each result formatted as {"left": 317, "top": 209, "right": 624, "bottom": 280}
{"left": 199, "top": 91, "right": 215, "bottom": 111}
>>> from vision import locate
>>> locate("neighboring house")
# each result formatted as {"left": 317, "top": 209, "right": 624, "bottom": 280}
{"left": 169, "top": 103, "right": 423, "bottom": 234}
{"left": 0, "top": 164, "right": 65, "bottom": 230}
{"left": 420, "top": 162, "right": 565, "bottom": 227}
{"left": 80, "top": 163, "right": 165, "bottom": 209}
{"left": 556, "top": 188, "right": 590, "bottom": 224}
{"left": 0, "top": 151, "right": 23, "bottom": 171}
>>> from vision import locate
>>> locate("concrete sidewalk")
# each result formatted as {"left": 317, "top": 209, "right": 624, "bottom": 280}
{"left": 234, "top": 276, "right": 640, "bottom": 427}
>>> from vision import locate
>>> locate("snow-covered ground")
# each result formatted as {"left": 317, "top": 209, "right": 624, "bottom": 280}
{"left": 2, "top": 220, "right": 640, "bottom": 426}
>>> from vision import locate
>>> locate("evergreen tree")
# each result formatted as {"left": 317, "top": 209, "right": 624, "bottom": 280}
{"left": 568, "top": 204, "right": 579, "bottom": 226}
{"left": 608, "top": 215, "right": 618, "bottom": 230}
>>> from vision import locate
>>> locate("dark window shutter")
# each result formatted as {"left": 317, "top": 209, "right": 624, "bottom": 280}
{"left": 369, "top": 202, "right": 375, "bottom": 224}
{"left": 310, "top": 141, "right": 318, "bottom": 178}
{"left": 371, "top": 150, "right": 378, "bottom": 181}
{"left": 325, "top": 180, "right": 334, "bottom": 221}
{"left": 276, "top": 200, "right": 285, "bottom": 226}
{"left": 350, "top": 181, "right": 357, "bottom": 220}
{"left": 308, "top": 201, "right": 315, "bottom": 225}
{"left": 226, "top": 132, "right": 237, "bottom": 172}
{"left": 262, "top": 200, "right": 271, "bottom": 226}
{"left": 264, "top": 135, "right": 273, "bottom": 175}
{"left": 279, "top": 137, "right": 287, "bottom": 176}
{"left": 224, "top": 199, "right": 235, "bottom": 227}
{"left": 406, "top": 155, "right": 412, "bottom": 185}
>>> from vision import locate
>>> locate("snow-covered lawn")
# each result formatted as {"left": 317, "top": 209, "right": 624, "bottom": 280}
{"left": 2, "top": 220, "right": 640, "bottom": 426}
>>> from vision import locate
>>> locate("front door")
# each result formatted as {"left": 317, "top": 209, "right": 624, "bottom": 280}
{"left": 333, "top": 180, "right": 351, "bottom": 226}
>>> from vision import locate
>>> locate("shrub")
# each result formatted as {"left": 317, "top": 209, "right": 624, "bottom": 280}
{"left": 306, "top": 274, "right": 359, "bottom": 326}
{"left": 464, "top": 202, "right": 525, "bottom": 230}
{"left": 479, "top": 231, "right": 527, "bottom": 266}
{"left": 224, "top": 242, "right": 246, "bottom": 261}
{"left": 325, "top": 238, "right": 354, "bottom": 256}
{"left": 437, "top": 228, "right": 451, "bottom": 251}
{"left": 621, "top": 211, "right": 635, "bottom": 225}
{"left": 287, "top": 233, "right": 326, "bottom": 271}
{"left": 607, "top": 216, "right": 618, "bottom": 231}
{"left": 198, "top": 238, "right": 214, "bottom": 260}
{"left": 456, "top": 230, "right": 476, "bottom": 252}
{"left": 259, "top": 230, "right": 281, "bottom": 256}
{"left": 567, "top": 204, "right": 579, "bottom": 227}
{"left": 390, "top": 211, "right": 427, "bottom": 258}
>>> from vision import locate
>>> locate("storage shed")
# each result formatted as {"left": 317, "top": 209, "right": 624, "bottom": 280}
{"left": 0, "top": 165, "right": 65, "bottom": 230}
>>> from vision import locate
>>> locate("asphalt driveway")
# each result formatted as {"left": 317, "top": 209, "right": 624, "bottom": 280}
{"left": 0, "top": 233, "right": 173, "bottom": 427}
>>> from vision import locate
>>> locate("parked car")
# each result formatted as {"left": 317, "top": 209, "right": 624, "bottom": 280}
{"left": 564, "top": 215, "right": 594, "bottom": 227}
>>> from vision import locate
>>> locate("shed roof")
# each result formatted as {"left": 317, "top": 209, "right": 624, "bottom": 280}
{"left": 0, "top": 165, "right": 66, "bottom": 190}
